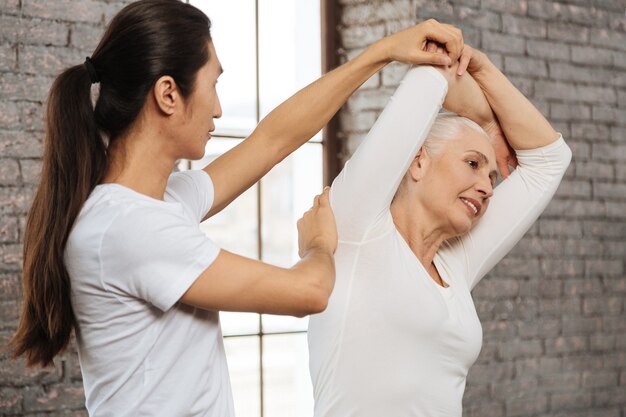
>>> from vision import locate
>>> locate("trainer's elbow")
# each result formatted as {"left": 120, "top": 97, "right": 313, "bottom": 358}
{"left": 293, "top": 275, "right": 333, "bottom": 317}
{"left": 303, "top": 286, "right": 331, "bottom": 316}
{"left": 289, "top": 252, "right": 335, "bottom": 317}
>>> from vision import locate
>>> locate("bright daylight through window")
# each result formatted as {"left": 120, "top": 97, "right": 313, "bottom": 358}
{"left": 182, "top": 1, "right": 323, "bottom": 416}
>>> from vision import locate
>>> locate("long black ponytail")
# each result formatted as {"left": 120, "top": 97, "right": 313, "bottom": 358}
{"left": 10, "top": 0, "right": 212, "bottom": 367}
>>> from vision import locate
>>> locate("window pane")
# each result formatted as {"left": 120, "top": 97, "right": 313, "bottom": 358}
{"left": 191, "top": 0, "right": 258, "bottom": 133}
{"left": 192, "top": 138, "right": 261, "bottom": 336}
{"left": 198, "top": 181, "right": 257, "bottom": 258}
{"left": 260, "top": 143, "right": 323, "bottom": 267}
{"left": 221, "top": 312, "right": 260, "bottom": 337}
{"left": 258, "top": 0, "right": 322, "bottom": 143}
{"left": 224, "top": 336, "right": 261, "bottom": 417}
{"left": 191, "top": 138, "right": 258, "bottom": 259}
{"left": 260, "top": 143, "right": 322, "bottom": 333}
{"left": 261, "top": 315, "right": 308, "bottom": 334}
{"left": 262, "top": 333, "right": 314, "bottom": 417}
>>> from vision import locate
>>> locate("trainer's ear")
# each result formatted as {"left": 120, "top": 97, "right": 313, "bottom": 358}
{"left": 408, "top": 147, "right": 430, "bottom": 182}
{"left": 152, "top": 75, "right": 180, "bottom": 116}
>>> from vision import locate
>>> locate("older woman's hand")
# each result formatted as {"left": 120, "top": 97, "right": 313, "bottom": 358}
{"left": 372, "top": 19, "right": 465, "bottom": 67}
{"left": 427, "top": 41, "right": 518, "bottom": 178}
{"left": 426, "top": 42, "right": 488, "bottom": 120}
{"left": 455, "top": 44, "right": 493, "bottom": 76}
{"left": 483, "top": 120, "right": 519, "bottom": 179}
{"left": 447, "top": 73, "right": 519, "bottom": 179}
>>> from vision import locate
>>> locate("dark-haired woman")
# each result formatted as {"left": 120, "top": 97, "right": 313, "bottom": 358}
{"left": 10, "top": 0, "right": 465, "bottom": 415}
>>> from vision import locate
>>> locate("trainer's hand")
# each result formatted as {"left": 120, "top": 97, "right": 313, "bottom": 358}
{"left": 373, "top": 19, "right": 464, "bottom": 67}
{"left": 297, "top": 187, "right": 337, "bottom": 258}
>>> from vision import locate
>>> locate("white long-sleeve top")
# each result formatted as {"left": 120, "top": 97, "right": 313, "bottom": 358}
{"left": 307, "top": 66, "right": 572, "bottom": 417}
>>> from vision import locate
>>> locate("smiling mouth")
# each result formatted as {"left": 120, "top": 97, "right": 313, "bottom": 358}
{"left": 460, "top": 197, "right": 480, "bottom": 216}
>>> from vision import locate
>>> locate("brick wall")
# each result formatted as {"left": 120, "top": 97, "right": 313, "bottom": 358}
{"left": 0, "top": 1, "right": 131, "bottom": 415}
{"left": 338, "top": 0, "right": 626, "bottom": 416}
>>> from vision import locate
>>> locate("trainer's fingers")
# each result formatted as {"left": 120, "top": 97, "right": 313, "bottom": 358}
{"left": 443, "top": 24, "right": 464, "bottom": 58}
{"left": 426, "top": 41, "right": 438, "bottom": 53}
{"left": 441, "top": 36, "right": 463, "bottom": 63}
{"left": 428, "top": 23, "right": 463, "bottom": 62}
{"left": 424, "top": 23, "right": 463, "bottom": 62}
{"left": 319, "top": 187, "right": 331, "bottom": 206}
{"left": 416, "top": 50, "right": 452, "bottom": 66}
{"left": 442, "top": 24, "right": 464, "bottom": 58}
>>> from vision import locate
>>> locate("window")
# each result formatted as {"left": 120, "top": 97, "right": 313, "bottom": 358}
{"left": 183, "top": 1, "right": 323, "bottom": 416}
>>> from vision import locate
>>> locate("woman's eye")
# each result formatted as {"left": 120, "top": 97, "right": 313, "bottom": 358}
{"left": 467, "top": 160, "right": 479, "bottom": 169}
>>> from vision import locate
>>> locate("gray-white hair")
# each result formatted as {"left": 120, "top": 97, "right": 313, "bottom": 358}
{"left": 392, "top": 112, "right": 493, "bottom": 201}
{"left": 423, "top": 112, "right": 491, "bottom": 157}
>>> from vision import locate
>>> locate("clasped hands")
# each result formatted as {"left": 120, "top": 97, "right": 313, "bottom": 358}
{"left": 372, "top": 19, "right": 518, "bottom": 178}
{"left": 427, "top": 40, "right": 518, "bottom": 179}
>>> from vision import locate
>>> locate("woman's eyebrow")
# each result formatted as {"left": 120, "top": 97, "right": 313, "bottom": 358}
{"left": 466, "top": 149, "right": 490, "bottom": 165}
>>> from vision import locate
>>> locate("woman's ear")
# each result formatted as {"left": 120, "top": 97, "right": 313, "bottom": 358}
{"left": 152, "top": 75, "right": 179, "bottom": 116}
{"left": 408, "top": 146, "right": 430, "bottom": 182}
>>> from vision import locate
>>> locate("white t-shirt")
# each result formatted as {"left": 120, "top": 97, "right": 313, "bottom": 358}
{"left": 308, "top": 66, "right": 572, "bottom": 417}
{"left": 66, "top": 170, "right": 234, "bottom": 417}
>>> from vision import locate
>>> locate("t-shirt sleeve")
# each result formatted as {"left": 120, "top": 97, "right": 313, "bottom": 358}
{"left": 330, "top": 66, "right": 448, "bottom": 242}
{"left": 166, "top": 170, "right": 215, "bottom": 222}
{"left": 100, "top": 207, "right": 220, "bottom": 311}
{"left": 445, "top": 136, "right": 572, "bottom": 290}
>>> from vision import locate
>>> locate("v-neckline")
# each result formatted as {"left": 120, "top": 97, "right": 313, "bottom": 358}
{"left": 393, "top": 227, "right": 452, "bottom": 291}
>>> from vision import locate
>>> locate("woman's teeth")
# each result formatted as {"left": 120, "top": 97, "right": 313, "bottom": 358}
{"left": 461, "top": 198, "right": 478, "bottom": 215}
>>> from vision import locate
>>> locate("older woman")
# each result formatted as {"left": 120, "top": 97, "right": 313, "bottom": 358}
{"left": 307, "top": 44, "right": 572, "bottom": 416}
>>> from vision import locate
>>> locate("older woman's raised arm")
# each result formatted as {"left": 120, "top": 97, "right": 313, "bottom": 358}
{"left": 460, "top": 46, "right": 560, "bottom": 150}
{"left": 442, "top": 47, "right": 572, "bottom": 290}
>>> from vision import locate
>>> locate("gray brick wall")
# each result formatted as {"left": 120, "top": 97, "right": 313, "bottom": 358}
{"left": 0, "top": 1, "right": 132, "bottom": 415}
{"left": 337, "top": 1, "right": 626, "bottom": 416}
{"left": 1, "top": 0, "right": 625, "bottom": 416}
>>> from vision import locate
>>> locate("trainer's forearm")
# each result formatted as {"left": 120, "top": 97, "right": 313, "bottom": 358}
{"left": 473, "top": 61, "right": 559, "bottom": 150}
{"left": 252, "top": 42, "right": 389, "bottom": 156}
{"left": 290, "top": 247, "right": 336, "bottom": 314}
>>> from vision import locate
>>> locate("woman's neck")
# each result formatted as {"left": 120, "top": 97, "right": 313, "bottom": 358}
{"left": 102, "top": 127, "right": 176, "bottom": 201}
{"left": 390, "top": 195, "right": 452, "bottom": 267}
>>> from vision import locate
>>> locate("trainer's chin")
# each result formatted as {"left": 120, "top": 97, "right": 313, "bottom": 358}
{"left": 189, "top": 144, "right": 207, "bottom": 161}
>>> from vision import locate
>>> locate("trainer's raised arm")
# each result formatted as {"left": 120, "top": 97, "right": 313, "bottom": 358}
{"left": 204, "top": 19, "right": 465, "bottom": 218}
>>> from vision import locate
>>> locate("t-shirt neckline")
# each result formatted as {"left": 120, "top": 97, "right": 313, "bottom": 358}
{"left": 95, "top": 182, "right": 181, "bottom": 207}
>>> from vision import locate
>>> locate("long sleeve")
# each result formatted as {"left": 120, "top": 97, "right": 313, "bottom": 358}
{"left": 444, "top": 136, "right": 572, "bottom": 290}
{"left": 331, "top": 66, "right": 448, "bottom": 242}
